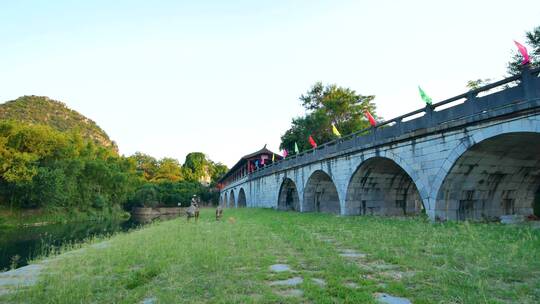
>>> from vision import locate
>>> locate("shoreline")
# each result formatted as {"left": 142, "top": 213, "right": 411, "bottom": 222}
{"left": 0, "top": 207, "right": 131, "bottom": 229}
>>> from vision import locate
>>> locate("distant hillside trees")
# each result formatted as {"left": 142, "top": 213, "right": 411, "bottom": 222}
{"left": 0, "top": 121, "right": 229, "bottom": 212}
{"left": 126, "top": 152, "right": 228, "bottom": 208}
{"left": 0, "top": 121, "right": 139, "bottom": 212}
{"left": 0, "top": 96, "right": 229, "bottom": 215}
{"left": 0, "top": 96, "right": 116, "bottom": 150}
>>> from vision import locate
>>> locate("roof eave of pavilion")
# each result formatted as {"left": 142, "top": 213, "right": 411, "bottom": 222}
{"left": 217, "top": 145, "right": 282, "bottom": 184}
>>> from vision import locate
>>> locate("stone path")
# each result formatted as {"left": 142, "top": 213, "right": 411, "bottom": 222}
{"left": 264, "top": 230, "right": 334, "bottom": 300}
{"left": 268, "top": 276, "right": 303, "bottom": 287}
{"left": 140, "top": 296, "right": 157, "bottom": 304}
{"left": 267, "top": 264, "right": 304, "bottom": 298}
{"left": 303, "top": 227, "right": 414, "bottom": 303}
{"left": 269, "top": 264, "right": 291, "bottom": 272}
{"left": 267, "top": 263, "right": 327, "bottom": 299}
{"left": 376, "top": 293, "right": 413, "bottom": 304}
{"left": 0, "top": 264, "right": 43, "bottom": 296}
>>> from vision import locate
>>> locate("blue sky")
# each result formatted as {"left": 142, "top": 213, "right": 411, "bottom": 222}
{"left": 1, "top": 1, "right": 539, "bottom": 167}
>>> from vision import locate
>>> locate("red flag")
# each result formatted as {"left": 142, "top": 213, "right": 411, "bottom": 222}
{"left": 282, "top": 149, "right": 288, "bottom": 157}
{"left": 365, "top": 110, "right": 377, "bottom": 127}
{"left": 514, "top": 40, "right": 531, "bottom": 65}
{"left": 309, "top": 135, "right": 317, "bottom": 148}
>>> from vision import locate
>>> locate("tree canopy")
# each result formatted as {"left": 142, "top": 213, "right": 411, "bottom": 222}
{"left": 0, "top": 121, "right": 138, "bottom": 210}
{"left": 0, "top": 120, "right": 229, "bottom": 212}
{"left": 125, "top": 152, "right": 228, "bottom": 207}
{"left": 280, "top": 82, "right": 378, "bottom": 152}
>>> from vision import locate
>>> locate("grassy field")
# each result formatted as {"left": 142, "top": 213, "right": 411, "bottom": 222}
{"left": 2, "top": 208, "right": 539, "bottom": 303}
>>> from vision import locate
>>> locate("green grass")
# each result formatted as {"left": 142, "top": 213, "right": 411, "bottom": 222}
{"left": 2, "top": 209, "right": 539, "bottom": 303}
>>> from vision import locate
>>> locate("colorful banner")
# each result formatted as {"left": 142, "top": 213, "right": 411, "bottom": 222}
{"left": 365, "top": 110, "right": 377, "bottom": 127}
{"left": 514, "top": 40, "right": 531, "bottom": 65}
{"left": 332, "top": 123, "right": 341, "bottom": 137}
{"left": 418, "top": 86, "right": 432, "bottom": 105}
{"left": 309, "top": 135, "right": 317, "bottom": 148}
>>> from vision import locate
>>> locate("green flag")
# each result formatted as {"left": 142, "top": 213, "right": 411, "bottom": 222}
{"left": 418, "top": 86, "right": 432, "bottom": 105}
{"left": 294, "top": 142, "right": 299, "bottom": 154}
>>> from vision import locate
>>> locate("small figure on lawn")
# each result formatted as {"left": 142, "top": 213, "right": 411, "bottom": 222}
{"left": 186, "top": 195, "right": 200, "bottom": 222}
{"left": 216, "top": 204, "right": 223, "bottom": 221}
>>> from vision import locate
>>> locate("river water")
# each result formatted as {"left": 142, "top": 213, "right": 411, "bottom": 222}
{"left": 0, "top": 219, "right": 142, "bottom": 271}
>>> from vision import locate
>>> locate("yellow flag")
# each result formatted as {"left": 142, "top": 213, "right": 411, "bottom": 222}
{"left": 272, "top": 153, "right": 275, "bottom": 162}
{"left": 332, "top": 124, "right": 342, "bottom": 137}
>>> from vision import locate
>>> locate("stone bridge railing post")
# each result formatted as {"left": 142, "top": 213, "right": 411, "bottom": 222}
{"left": 424, "top": 103, "right": 434, "bottom": 123}
{"left": 521, "top": 64, "right": 536, "bottom": 100}
{"left": 394, "top": 117, "right": 403, "bottom": 135}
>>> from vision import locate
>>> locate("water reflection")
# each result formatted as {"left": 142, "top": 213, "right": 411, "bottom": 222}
{"left": 0, "top": 214, "right": 181, "bottom": 271}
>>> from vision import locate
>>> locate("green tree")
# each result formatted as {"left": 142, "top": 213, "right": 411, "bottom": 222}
{"left": 280, "top": 82, "right": 378, "bottom": 152}
{"left": 210, "top": 162, "right": 228, "bottom": 184}
{"left": 466, "top": 78, "right": 491, "bottom": 91}
{"left": 133, "top": 184, "right": 160, "bottom": 207}
{"left": 128, "top": 152, "right": 158, "bottom": 181}
{"left": 0, "top": 121, "right": 139, "bottom": 211}
{"left": 182, "top": 152, "right": 209, "bottom": 182}
{"left": 153, "top": 158, "right": 183, "bottom": 182}
{"left": 508, "top": 25, "right": 540, "bottom": 75}
{"left": 26, "top": 167, "right": 68, "bottom": 208}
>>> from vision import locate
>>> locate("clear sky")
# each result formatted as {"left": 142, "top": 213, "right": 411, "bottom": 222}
{"left": 1, "top": 1, "right": 539, "bottom": 167}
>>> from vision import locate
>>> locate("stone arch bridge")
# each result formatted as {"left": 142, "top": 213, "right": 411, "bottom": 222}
{"left": 220, "top": 66, "right": 540, "bottom": 221}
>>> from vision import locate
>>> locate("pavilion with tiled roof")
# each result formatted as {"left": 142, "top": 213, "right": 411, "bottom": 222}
{"left": 217, "top": 145, "right": 282, "bottom": 188}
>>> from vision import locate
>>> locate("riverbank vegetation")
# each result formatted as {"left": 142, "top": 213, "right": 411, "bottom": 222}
{"left": 0, "top": 205, "right": 129, "bottom": 228}
{"left": 126, "top": 152, "right": 227, "bottom": 208}
{"left": 0, "top": 120, "right": 139, "bottom": 214}
{"left": 3, "top": 209, "right": 539, "bottom": 303}
{"left": 0, "top": 105, "right": 228, "bottom": 226}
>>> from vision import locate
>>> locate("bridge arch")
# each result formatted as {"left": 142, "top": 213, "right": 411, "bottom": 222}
{"left": 229, "top": 190, "right": 236, "bottom": 208}
{"left": 238, "top": 188, "right": 247, "bottom": 207}
{"left": 434, "top": 131, "right": 540, "bottom": 221}
{"left": 277, "top": 178, "right": 300, "bottom": 211}
{"left": 303, "top": 170, "right": 341, "bottom": 214}
{"left": 345, "top": 157, "right": 424, "bottom": 216}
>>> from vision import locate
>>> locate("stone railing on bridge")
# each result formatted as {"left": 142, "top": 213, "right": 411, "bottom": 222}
{"left": 251, "top": 65, "right": 540, "bottom": 179}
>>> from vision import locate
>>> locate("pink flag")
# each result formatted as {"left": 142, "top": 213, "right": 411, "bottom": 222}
{"left": 514, "top": 40, "right": 530, "bottom": 65}
{"left": 282, "top": 149, "right": 288, "bottom": 157}
{"left": 261, "top": 157, "right": 265, "bottom": 165}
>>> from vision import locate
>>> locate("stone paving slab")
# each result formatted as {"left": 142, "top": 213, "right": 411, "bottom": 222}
{"left": 276, "top": 289, "right": 303, "bottom": 297}
{"left": 0, "top": 264, "right": 43, "bottom": 296}
{"left": 375, "top": 293, "right": 412, "bottom": 304}
{"left": 311, "top": 278, "right": 326, "bottom": 287}
{"left": 269, "top": 264, "right": 291, "bottom": 272}
{"left": 0, "top": 240, "right": 111, "bottom": 296}
{"left": 269, "top": 277, "right": 303, "bottom": 287}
